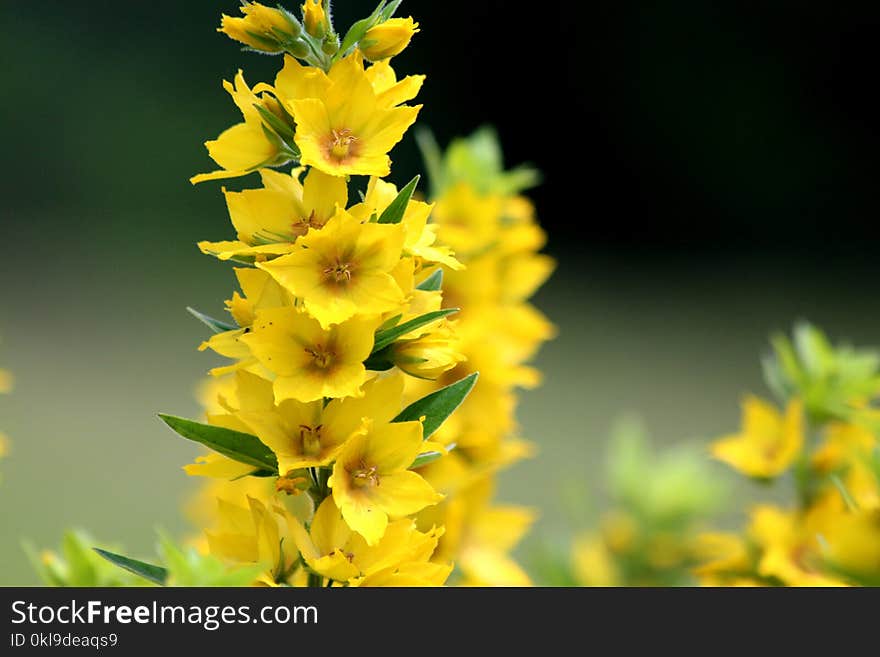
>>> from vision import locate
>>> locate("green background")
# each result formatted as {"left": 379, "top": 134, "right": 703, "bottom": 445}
{"left": 2, "top": 1, "right": 879, "bottom": 584}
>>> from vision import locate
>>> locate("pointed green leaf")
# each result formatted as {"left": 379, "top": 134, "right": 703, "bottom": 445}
{"left": 380, "top": 0, "right": 403, "bottom": 19}
{"left": 411, "top": 442, "right": 456, "bottom": 469}
{"left": 93, "top": 549, "right": 167, "bottom": 586}
{"left": 392, "top": 372, "right": 478, "bottom": 439}
{"left": 410, "top": 450, "right": 444, "bottom": 469}
{"left": 377, "top": 175, "right": 419, "bottom": 224}
{"left": 253, "top": 103, "right": 296, "bottom": 143}
{"left": 416, "top": 269, "right": 443, "bottom": 291}
{"left": 338, "top": 1, "right": 386, "bottom": 56}
{"left": 377, "top": 314, "right": 403, "bottom": 332}
{"left": 371, "top": 308, "right": 458, "bottom": 353}
{"left": 187, "top": 307, "right": 237, "bottom": 334}
{"left": 158, "top": 414, "right": 278, "bottom": 473}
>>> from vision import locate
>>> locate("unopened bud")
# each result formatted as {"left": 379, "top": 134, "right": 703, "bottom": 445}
{"left": 219, "top": 2, "right": 301, "bottom": 53}
{"left": 322, "top": 32, "right": 340, "bottom": 55}
{"left": 361, "top": 17, "right": 419, "bottom": 61}
{"left": 302, "top": 0, "right": 328, "bottom": 39}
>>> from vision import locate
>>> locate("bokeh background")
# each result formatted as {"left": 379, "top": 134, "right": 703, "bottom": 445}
{"left": 2, "top": 1, "right": 880, "bottom": 584}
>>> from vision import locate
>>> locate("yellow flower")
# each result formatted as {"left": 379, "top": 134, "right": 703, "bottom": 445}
{"left": 199, "top": 168, "right": 348, "bottom": 261}
{"left": 219, "top": 2, "right": 298, "bottom": 52}
{"left": 390, "top": 321, "right": 465, "bottom": 380}
{"left": 235, "top": 370, "right": 405, "bottom": 474}
{"left": 290, "top": 53, "right": 421, "bottom": 177}
{"left": 242, "top": 307, "right": 379, "bottom": 402}
{"left": 301, "top": 0, "right": 327, "bottom": 38}
{"left": 225, "top": 267, "right": 295, "bottom": 329}
{"left": 572, "top": 533, "right": 619, "bottom": 587}
{"left": 364, "top": 59, "right": 425, "bottom": 109}
{"left": 258, "top": 207, "right": 406, "bottom": 328}
{"left": 812, "top": 421, "right": 876, "bottom": 473}
{"left": 431, "top": 182, "right": 503, "bottom": 256}
{"left": 350, "top": 561, "right": 452, "bottom": 586}
{"left": 361, "top": 18, "right": 420, "bottom": 61}
{"left": 206, "top": 495, "right": 291, "bottom": 586}
{"left": 289, "top": 496, "right": 445, "bottom": 585}
{"left": 711, "top": 397, "right": 804, "bottom": 478}
{"left": 748, "top": 503, "right": 846, "bottom": 586}
{"left": 824, "top": 510, "right": 880, "bottom": 583}
{"left": 329, "top": 419, "right": 443, "bottom": 545}
{"left": 191, "top": 71, "right": 283, "bottom": 184}
{"left": 692, "top": 532, "right": 755, "bottom": 585}
{"left": 418, "top": 477, "right": 535, "bottom": 586}
{"left": 349, "top": 177, "right": 462, "bottom": 270}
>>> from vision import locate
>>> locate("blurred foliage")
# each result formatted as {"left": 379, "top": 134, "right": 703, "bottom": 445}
{"left": 532, "top": 418, "right": 729, "bottom": 586}
{"left": 763, "top": 321, "right": 880, "bottom": 425}
{"left": 25, "top": 530, "right": 148, "bottom": 587}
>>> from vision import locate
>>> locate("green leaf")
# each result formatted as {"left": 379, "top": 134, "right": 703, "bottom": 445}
{"left": 158, "top": 414, "right": 278, "bottom": 473}
{"left": 380, "top": 0, "right": 403, "bottom": 20}
{"left": 93, "top": 549, "right": 167, "bottom": 586}
{"left": 410, "top": 450, "right": 444, "bottom": 469}
{"left": 392, "top": 372, "right": 479, "bottom": 439}
{"left": 371, "top": 308, "right": 458, "bottom": 353}
{"left": 338, "top": 2, "right": 385, "bottom": 56}
{"left": 377, "top": 175, "right": 419, "bottom": 224}
{"left": 253, "top": 103, "right": 296, "bottom": 143}
{"left": 411, "top": 442, "right": 456, "bottom": 469}
{"left": 377, "top": 314, "right": 403, "bottom": 332}
{"left": 186, "top": 307, "right": 237, "bottom": 334}
{"left": 416, "top": 269, "right": 443, "bottom": 291}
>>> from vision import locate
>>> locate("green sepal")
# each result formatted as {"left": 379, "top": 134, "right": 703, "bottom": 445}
{"left": 253, "top": 103, "right": 296, "bottom": 144}
{"left": 93, "top": 549, "right": 167, "bottom": 586}
{"left": 416, "top": 269, "right": 443, "bottom": 291}
{"left": 371, "top": 308, "right": 458, "bottom": 353}
{"left": 377, "top": 175, "right": 419, "bottom": 224}
{"left": 186, "top": 307, "right": 237, "bottom": 334}
{"left": 158, "top": 414, "right": 278, "bottom": 474}
{"left": 392, "top": 372, "right": 478, "bottom": 439}
{"left": 338, "top": 2, "right": 386, "bottom": 57}
{"left": 410, "top": 450, "right": 444, "bottom": 469}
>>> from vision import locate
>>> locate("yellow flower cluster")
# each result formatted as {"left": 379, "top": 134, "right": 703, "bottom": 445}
{"left": 174, "top": 2, "right": 552, "bottom": 587}
{"left": 397, "top": 131, "right": 556, "bottom": 585}
{"left": 698, "top": 323, "right": 880, "bottom": 586}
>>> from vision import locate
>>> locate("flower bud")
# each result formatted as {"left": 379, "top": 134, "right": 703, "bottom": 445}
{"left": 390, "top": 323, "right": 464, "bottom": 380}
{"left": 219, "top": 2, "right": 301, "bottom": 53}
{"left": 361, "top": 17, "right": 419, "bottom": 61}
{"left": 301, "top": 0, "right": 327, "bottom": 39}
{"left": 322, "top": 32, "right": 340, "bottom": 56}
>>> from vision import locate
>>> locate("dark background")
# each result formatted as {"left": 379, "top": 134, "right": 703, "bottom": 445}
{"left": 2, "top": 1, "right": 879, "bottom": 583}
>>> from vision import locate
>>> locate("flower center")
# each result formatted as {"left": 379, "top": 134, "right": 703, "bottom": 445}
{"left": 328, "top": 128, "right": 358, "bottom": 162}
{"left": 299, "top": 424, "right": 323, "bottom": 457}
{"left": 323, "top": 260, "right": 353, "bottom": 284}
{"left": 350, "top": 462, "right": 380, "bottom": 489}
{"left": 306, "top": 344, "right": 334, "bottom": 369}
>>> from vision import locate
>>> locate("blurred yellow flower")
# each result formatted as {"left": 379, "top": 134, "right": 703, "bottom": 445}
{"left": 711, "top": 397, "right": 804, "bottom": 478}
